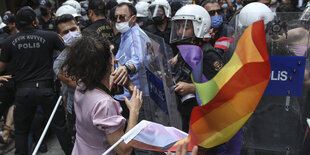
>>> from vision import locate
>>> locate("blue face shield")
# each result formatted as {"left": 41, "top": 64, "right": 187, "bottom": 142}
{"left": 211, "top": 15, "right": 223, "bottom": 29}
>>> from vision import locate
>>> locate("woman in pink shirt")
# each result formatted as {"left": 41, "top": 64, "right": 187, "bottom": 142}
{"left": 62, "top": 34, "right": 142, "bottom": 155}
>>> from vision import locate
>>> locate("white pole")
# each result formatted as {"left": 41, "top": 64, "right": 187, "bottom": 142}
{"left": 102, "top": 137, "right": 124, "bottom": 155}
{"left": 102, "top": 120, "right": 151, "bottom": 155}
{"left": 32, "top": 96, "right": 63, "bottom": 155}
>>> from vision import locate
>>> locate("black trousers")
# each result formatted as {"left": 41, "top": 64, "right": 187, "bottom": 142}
{"left": 66, "top": 110, "right": 76, "bottom": 145}
{"left": 0, "top": 79, "right": 15, "bottom": 118}
{"left": 13, "top": 87, "right": 73, "bottom": 155}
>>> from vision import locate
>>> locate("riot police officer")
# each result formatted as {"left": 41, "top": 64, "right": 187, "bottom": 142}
{"left": 0, "top": 6, "right": 72, "bottom": 155}
{"left": 169, "top": 4, "right": 224, "bottom": 132}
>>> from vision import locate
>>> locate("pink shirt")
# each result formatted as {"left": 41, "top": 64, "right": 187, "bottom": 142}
{"left": 72, "top": 84, "right": 125, "bottom": 155}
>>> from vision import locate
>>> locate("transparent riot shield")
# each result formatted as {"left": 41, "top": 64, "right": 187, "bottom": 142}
{"left": 228, "top": 12, "right": 310, "bottom": 154}
{"left": 141, "top": 31, "right": 182, "bottom": 129}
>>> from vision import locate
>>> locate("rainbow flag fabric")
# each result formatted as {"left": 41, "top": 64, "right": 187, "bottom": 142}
{"left": 122, "top": 20, "right": 270, "bottom": 152}
{"left": 178, "top": 20, "right": 271, "bottom": 150}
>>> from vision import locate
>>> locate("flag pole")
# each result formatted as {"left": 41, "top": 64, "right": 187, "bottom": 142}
{"left": 102, "top": 137, "right": 124, "bottom": 155}
{"left": 102, "top": 120, "right": 151, "bottom": 155}
{"left": 32, "top": 96, "right": 63, "bottom": 155}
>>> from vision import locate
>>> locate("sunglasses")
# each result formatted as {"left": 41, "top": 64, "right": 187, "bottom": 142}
{"left": 62, "top": 26, "right": 78, "bottom": 35}
{"left": 115, "top": 14, "right": 128, "bottom": 22}
{"left": 208, "top": 9, "right": 223, "bottom": 16}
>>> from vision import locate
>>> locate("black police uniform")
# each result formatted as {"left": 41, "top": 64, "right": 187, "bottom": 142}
{"left": 0, "top": 32, "right": 15, "bottom": 119}
{"left": 175, "top": 42, "right": 224, "bottom": 132}
{"left": 145, "top": 21, "right": 179, "bottom": 56}
{"left": 0, "top": 28, "right": 72, "bottom": 155}
{"left": 145, "top": 20, "right": 172, "bottom": 45}
{"left": 38, "top": 15, "right": 56, "bottom": 31}
{"left": 83, "top": 19, "right": 114, "bottom": 41}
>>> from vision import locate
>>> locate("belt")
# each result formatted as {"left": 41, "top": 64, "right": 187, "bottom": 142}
{"left": 16, "top": 80, "right": 53, "bottom": 88}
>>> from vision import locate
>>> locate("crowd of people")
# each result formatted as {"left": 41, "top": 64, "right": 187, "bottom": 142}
{"left": 0, "top": 0, "right": 309, "bottom": 154}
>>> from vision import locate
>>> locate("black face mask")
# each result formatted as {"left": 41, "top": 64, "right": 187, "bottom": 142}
{"left": 172, "top": 37, "right": 195, "bottom": 46}
{"left": 40, "top": 8, "right": 49, "bottom": 16}
{"left": 152, "top": 15, "right": 164, "bottom": 25}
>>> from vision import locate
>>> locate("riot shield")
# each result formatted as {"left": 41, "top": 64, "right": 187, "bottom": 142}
{"left": 228, "top": 12, "right": 310, "bottom": 154}
{"left": 141, "top": 31, "right": 183, "bottom": 129}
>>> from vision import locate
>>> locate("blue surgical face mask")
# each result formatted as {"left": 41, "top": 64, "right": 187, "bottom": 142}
{"left": 222, "top": 4, "right": 228, "bottom": 9}
{"left": 211, "top": 15, "right": 223, "bottom": 29}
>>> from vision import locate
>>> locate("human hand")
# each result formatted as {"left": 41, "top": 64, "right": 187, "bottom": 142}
{"left": 168, "top": 54, "right": 178, "bottom": 66}
{"left": 167, "top": 142, "right": 198, "bottom": 155}
{"left": 111, "top": 62, "right": 128, "bottom": 86}
{"left": 174, "top": 81, "right": 195, "bottom": 96}
{"left": 123, "top": 86, "right": 143, "bottom": 114}
{"left": 0, "top": 75, "right": 12, "bottom": 87}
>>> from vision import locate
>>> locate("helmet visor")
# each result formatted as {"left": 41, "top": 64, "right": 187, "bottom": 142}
{"left": 170, "top": 19, "right": 195, "bottom": 44}
{"left": 149, "top": 5, "right": 165, "bottom": 17}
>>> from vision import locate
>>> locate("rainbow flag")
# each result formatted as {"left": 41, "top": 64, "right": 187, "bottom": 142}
{"left": 121, "top": 20, "right": 270, "bottom": 153}
{"left": 176, "top": 20, "right": 271, "bottom": 150}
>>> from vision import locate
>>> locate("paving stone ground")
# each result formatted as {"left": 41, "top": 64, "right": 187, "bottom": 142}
{"left": 1, "top": 133, "right": 64, "bottom": 155}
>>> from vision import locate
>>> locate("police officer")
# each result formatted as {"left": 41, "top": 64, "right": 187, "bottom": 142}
{"left": 2, "top": 13, "right": 18, "bottom": 35}
{"left": 38, "top": 0, "right": 56, "bottom": 31}
{"left": 0, "top": 6, "right": 72, "bottom": 155}
{"left": 145, "top": 0, "right": 172, "bottom": 45}
{"left": 170, "top": 4, "right": 224, "bottom": 132}
{"left": 135, "top": 1, "right": 153, "bottom": 29}
{"left": 0, "top": 13, "right": 18, "bottom": 145}
{"left": 84, "top": 0, "right": 114, "bottom": 41}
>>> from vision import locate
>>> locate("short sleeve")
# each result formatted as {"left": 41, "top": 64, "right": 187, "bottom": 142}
{"left": 0, "top": 40, "right": 11, "bottom": 63}
{"left": 91, "top": 98, "right": 126, "bottom": 135}
{"left": 53, "top": 49, "right": 67, "bottom": 76}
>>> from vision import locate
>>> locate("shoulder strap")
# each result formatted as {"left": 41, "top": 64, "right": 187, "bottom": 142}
{"left": 97, "top": 83, "right": 113, "bottom": 96}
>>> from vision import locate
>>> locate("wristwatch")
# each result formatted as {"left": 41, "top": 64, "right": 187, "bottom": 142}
{"left": 125, "top": 63, "right": 132, "bottom": 74}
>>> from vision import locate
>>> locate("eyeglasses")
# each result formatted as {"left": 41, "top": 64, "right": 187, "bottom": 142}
{"left": 61, "top": 26, "right": 78, "bottom": 35}
{"left": 208, "top": 9, "right": 223, "bottom": 16}
{"left": 115, "top": 14, "right": 128, "bottom": 22}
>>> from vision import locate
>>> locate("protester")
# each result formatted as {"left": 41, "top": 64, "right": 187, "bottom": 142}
{"left": 62, "top": 34, "right": 142, "bottom": 155}
{"left": 0, "top": 6, "right": 72, "bottom": 155}
{"left": 113, "top": 2, "right": 150, "bottom": 119}
{"left": 53, "top": 13, "right": 82, "bottom": 145}
{"left": 167, "top": 142, "right": 198, "bottom": 155}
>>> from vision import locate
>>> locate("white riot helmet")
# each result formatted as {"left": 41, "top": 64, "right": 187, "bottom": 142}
{"left": 136, "top": 2, "right": 151, "bottom": 17}
{"left": 117, "top": 0, "right": 132, "bottom": 4}
{"left": 56, "top": 5, "right": 81, "bottom": 17}
{"left": 140, "top": 0, "right": 152, "bottom": 3}
{"left": 149, "top": 0, "right": 171, "bottom": 18}
{"left": 238, "top": 2, "right": 275, "bottom": 27}
{"left": 63, "top": 0, "right": 82, "bottom": 15}
{"left": 170, "top": 4, "right": 211, "bottom": 43}
{"left": 0, "top": 16, "right": 6, "bottom": 29}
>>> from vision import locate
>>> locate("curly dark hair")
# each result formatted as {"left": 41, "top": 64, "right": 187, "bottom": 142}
{"left": 62, "top": 34, "right": 112, "bottom": 92}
